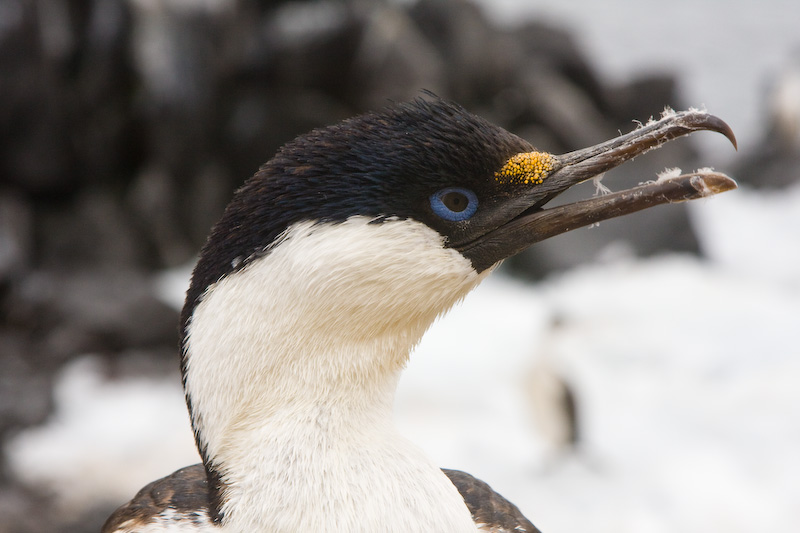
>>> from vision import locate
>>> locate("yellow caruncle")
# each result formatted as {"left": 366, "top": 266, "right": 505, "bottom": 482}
{"left": 495, "top": 152, "right": 558, "bottom": 185}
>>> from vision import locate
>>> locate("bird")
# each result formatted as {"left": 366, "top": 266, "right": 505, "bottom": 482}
{"left": 102, "top": 97, "right": 736, "bottom": 532}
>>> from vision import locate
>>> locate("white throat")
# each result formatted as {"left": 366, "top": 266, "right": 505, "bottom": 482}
{"left": 183, "top": 217, "right": 490, "bottom": 532}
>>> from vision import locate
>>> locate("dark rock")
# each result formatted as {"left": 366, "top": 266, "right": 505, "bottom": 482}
{"left": 409, "top": 0, "right": 508, "bottom": 104}
{"left": 0, "top": 0, "right": 140, "bottom": 196}
{"left": 8, "top": 269, "right": 178, "bottom": 357}
{"left": 510, "top": 20, "right": 608, "bottom": 111}
{"left": 0, "top": 329, "right": 54, "bottom": 446}
{"left": 0, "top": 192, "right": 34, "bottom": 284}
{"left": 35, "top": 190, "right": 150, "bottom": 271}
{"left": 348, "top": 4, "right": 446, "bottom": 109}
{"left": 606, "top": 73, "right": 683, "bottom": 127}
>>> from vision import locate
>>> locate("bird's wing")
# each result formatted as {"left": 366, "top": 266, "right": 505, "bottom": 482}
{"left": 443, "top": 469, "right": 542, "bottom": 533}
{"left": 103, "top": 463, "right": 541, "bottom": 532}
{"left": 102, "top": 464, "right": 216, "bottom": 533}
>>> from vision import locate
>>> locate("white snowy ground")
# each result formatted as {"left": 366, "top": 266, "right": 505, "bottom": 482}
{"left": 6, "top": 182, "right": 800, "bottom": 531}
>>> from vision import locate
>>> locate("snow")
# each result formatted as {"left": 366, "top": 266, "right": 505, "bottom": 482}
{"left": 692, "top": 182, "right": 800, "bottom": 286}
{"left": 6, "top": 185, "right": 800, "bottom": 531}
{"left": 4, "top": 357, "right": 199, "bottom": 517}
{"left": 399, "top": 247, "right": 800, "bottom": 533}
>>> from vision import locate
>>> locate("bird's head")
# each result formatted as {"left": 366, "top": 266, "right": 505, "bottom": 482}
{"left": 183, "top": 99, "right": 736, "bottom": 382}
{"left": 182, "top": 98, "right": 735, "bottom": 344}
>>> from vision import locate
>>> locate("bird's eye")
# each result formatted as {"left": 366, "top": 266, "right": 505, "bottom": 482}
{"left": 430, "top": 187, "right": 478, "bottom": 221}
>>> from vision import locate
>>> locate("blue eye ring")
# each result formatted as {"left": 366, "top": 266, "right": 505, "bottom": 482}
{"left": 430, "top": 187, "right": 478, "bottom": 222}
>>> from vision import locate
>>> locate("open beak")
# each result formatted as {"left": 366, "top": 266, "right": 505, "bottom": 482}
{"left": 460, "top": 110, "right": 738, "bottom": 272}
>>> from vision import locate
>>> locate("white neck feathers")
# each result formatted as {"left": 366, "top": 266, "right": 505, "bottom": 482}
{"left": 183, "top": 217, "right": 488, "bottom": 531}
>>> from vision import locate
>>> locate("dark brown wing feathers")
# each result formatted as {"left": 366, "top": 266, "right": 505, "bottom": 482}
{"left": 101, "top": 464, "right": 212, "bottom": 532}
{"left": 102, "top": 464, "right": 541, "bottom": 532}
{"left": 443, "top": 469, "right": 542, "bottom": 533}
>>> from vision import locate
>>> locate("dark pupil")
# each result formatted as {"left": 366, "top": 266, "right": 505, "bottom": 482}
{"left": 442, "top": 191, "right": 468, "bottom": 212}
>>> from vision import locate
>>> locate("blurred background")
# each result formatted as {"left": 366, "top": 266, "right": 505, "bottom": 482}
{"left": 1, "top": 0, "right": 799, "bottom": 531}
